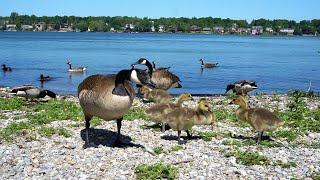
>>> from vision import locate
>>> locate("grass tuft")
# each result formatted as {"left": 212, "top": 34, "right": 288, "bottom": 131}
{"left": 170, "top": 145, "right": 183, "bottom": 152}
{"left": 135, "top": 161, "right": 178, "bottom": 180}
{"left": 225, "top": 149, "right": 270, "bottom": 166}
{"left": 124, "top": 107, "right": 149, "bottom": 121}
{"left": 153, "top": 146, "right": 165, "bottom": 155}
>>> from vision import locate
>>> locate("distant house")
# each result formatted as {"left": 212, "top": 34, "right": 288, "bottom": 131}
{"left": 202, "top": 27, "right": 212, "bottom": 34}
{"left": 59, "top": 23, "right": 73, "bottom": 32}
{"left": 212, "top": 27, "right": 224, "bottom": 34}
{"left": 237, "top": 28, "right": 250, "bottom": 34}
{"left": 125, "top": 23, "right": 135, "bottom": 31}
{"left": 110, "top": 27, "right": 116, "bottom": 32}
{"left": 158, "top": 25, "right": 165, "bottom": 32}
{"left": 280, "top": 28, "right": 294, "bottom": 35}
{"left": 21, "top": 25, "right": 33, "bottom": 31}
{"left": 265, "top": 27, "right": 274, "bottom": 33}
{"left": 5, "top": 24, "right": 17, "bottom": 31}
{"left": 251, "top": 26, "right": 263, "bottom": 35}
{"left": 46, "top": 24, "right": 57, "bottom": 31}
{"left": 34, "top": 22, "right": 46, "bottom": 31}
{"left": 167, "top": 25, "right": 177, "bottom": 33}
{"left": 190, "top": 25, "right": 201, "bottom": 33}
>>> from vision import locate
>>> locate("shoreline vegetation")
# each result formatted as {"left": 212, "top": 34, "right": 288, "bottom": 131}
{"left": 0, "top": 87, "right": 319, "bottom": 179}
{"left": 0, "top": 12, "right": 319, "bottom": 36}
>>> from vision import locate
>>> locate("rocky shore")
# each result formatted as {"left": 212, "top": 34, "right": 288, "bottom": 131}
{"left": 0, "top": 87, "right": 320, "bottom": 179}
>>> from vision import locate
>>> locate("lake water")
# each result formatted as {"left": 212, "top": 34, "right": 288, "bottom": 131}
{"left": 0, "top": 32, "right": 319, "bottom": 95}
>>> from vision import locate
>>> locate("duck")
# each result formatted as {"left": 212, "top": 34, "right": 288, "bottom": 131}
{"left": 11, "top": 85, "right": 56, "bottom": 100}
{"left": 39, "top": 74, "right": 51, "bottom": 83}
{"left": 146, "top": 93, "right": 193, "bottom": 132}
{"left": 163, "top": 98, "right": 216, "bottom": 144}
{"left": 229, "top": 95, "right": 284, "bottom": 143}
{"left": 199, "top": 58, "right": 219, "bottom": 68}
{"left": 67, "top": 61, "right": 87, "bottom": 72}
{"left": 78, "top": 65, "right": 155, "bottom": 148}
{"left": 152, "top": 61, "right": 171, "bottom": 71}
{"left": 2, "top": 64, "right": 12, "bottom": 72}
{"left": 140, "top": 85, "right": 172, "bottom": 104}
{"left": 226, "top": 80, "right": 258, "bottom": 95}
{"left": 133, "top": 58, "right": 182, "bottom": 90}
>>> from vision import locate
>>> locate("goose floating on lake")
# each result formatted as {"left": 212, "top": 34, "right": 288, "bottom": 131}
{"left": 67, "top": 61, "right": 87, "bottom": 72}
{"left": 199, "top": 59, "right": 219, "bottom": 68}
{"left": 2, "top": 64, "right": 12, "bottom": 72}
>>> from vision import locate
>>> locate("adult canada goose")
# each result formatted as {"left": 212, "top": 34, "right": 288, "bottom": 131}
{"left": 2, "top": 64, "right": 12, "bottom": 72}
{"left": 229, "top": 95, "right": 284, "bottom": 143}
{"left": 163, "top": 98, "right": 216, "bottom": 144}
{"left": 78, "top": 65, "right": 155, "bottom": 148}
{"left": 140, "top": 85, "right": 172, "bottom": 104}
{"left": 11, "top": 85, "right": 56, "bottom": 100}
{"left": 133, "top": 58, "right": 182, "bottom": 90}
{"left": 39, "top": 74, "right": 51, "bottom": 83}
{"left": 152, "top": 61, "right": 171, "bottom": 71}
{"left": 67, "top": 61, "right": 87, "bottom": 72}
{"left": 146, "top": 93, "right": 193, "bottom": 132}
{"left": 226, "top": 80, "right": 258, "bottom": 95}
{"left": 199, "top": 59, "right": 219, "bottom": 68}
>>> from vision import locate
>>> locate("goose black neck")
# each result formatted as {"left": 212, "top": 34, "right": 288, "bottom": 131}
{"left": 145, "top": 60, "right": 153, "bottom": 75}
{"left": 115, "top": 69, "right": 131, "bottom": 85}
{"left": 68, "top": 64, "right": 72, "bottom": 69}
{"left": 200, "top": 60, "right": 204, "bottom": 65}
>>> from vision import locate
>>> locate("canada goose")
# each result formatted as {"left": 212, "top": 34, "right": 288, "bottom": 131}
{"left": 229, "top": 95, "right": 284, "bottom": 143}
{"left": 226, "top": 80, "right": 258, "bottom": 95}
{"left": 78, "top": 66, "right": 155, "bottom": 148}
{"left": 11, "top": 85, "right": 56, "bottom": 100}
{"left": 133, "top": 58, "right": 182, "bottom": 90}
{"left": 163, "top": 98, "right": 216, "bottom": 144}
{"left": 140, "top": 85, "right": 172, "bottom": 104}
{"left": 39, "top": 74, "right": 51, "bottom": 83}
{"left": 152, "top": 61, "right": 171, "bottom": 71}
{"left": 2, "top": 64, "right": 12, "bottom": 72}
{"left": 146, "top": 93, "right": 193, "bottom": 132}
{"left": 67, "top": 61, "right": 87, "bottom": 72}
{"left": 199, "top": 59, "right": 218, "bottom": 68}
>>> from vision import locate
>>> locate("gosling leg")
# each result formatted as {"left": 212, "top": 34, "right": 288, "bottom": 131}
{"left": 114, "top": 117, "right": 123, "bottom": 147}
{"left": 161, "top": 123, "right": 166, "bottom": 132}
{"left": 177, "top": 130, "right": 183, "bottom": 144}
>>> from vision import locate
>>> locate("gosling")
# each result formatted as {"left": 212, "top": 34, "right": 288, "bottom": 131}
{"left": 163, "top": 98, "right": 216, "bottom": 144}
{"left": 2, "top": 64, "right": 12, "bottom": 72}
{"left": 146, "top": 93, "right": 193, "bottom": 132}
{"left": 140, "top": 85, "right": 172, "bottom": 104}
{"left": 229, "top": 95, "right": 284, "bottom": 143}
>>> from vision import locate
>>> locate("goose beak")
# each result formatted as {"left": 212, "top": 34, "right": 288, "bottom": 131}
{"left": 132, "top": 61, "right": 139, "bottom": 66}
{"left": 146, "top": 81, "right": 156, "bottom": 89}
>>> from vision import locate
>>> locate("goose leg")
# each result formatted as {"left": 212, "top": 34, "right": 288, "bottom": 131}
{"left": 114, "top": 117, "right": 123, "bottom": 147}
{"left": 257, "top": 131, "right": 263, "bottom": 144}
{"left": 83, "top": 115, "right": 96, "bottom": 149}
{"left": 186, "top": 130, "right": 192, "bottom": 139}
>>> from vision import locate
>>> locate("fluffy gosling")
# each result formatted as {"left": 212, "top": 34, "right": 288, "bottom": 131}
{"left": 229, "top": 95, "right": 284, "bottom": 143}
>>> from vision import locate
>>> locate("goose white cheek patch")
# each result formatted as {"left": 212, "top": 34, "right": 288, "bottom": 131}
{"left": 130, "top": 70, "right": 142, "bottom": 85}
{"left": 142, "top": 60, "right": 146, "bottom": 64}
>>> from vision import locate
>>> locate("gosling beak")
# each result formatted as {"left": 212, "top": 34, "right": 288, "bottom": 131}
{"left": 228, "top": 101, "right": 233, "bottom": 105}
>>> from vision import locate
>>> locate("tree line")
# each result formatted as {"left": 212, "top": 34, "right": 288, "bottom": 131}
{"left": 1, "top": 12, "right": 319, "bottom": 35}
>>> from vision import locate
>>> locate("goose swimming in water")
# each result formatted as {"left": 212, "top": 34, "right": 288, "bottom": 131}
{"left": 152, "top": 61, "right": 171, "bottom": 71}
{"left": 67, "top": 61, "right": 87, "bottom": 72}
{"left": 78, "top": 65, "right": 155, "bottom": 148}
{"left": 133, "top": 58, "right": 182, "bottom": 90}
{"left": 39, "top": 74, "right": 51, "bottom": 83}
{"left": 2, "top": 64, "right": 12, "bottom": 72}
{"left": 199, "top": 59, "right": 219, "bottom": 68}
{"left": 226, "top": 80, "right": 258, "bottom": 95}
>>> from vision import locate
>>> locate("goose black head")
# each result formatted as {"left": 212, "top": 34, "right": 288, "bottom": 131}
{"left": 225, "top": 84, "right": 235, "bottom": 94}
{"left": 132, "top": 58, "right": 153, "bottom": 75}
{"left": 2, "top": 64, "right": 5, "bottom": 67}
{"left": 130, "top": 68, "right": 155, "bottom": 88}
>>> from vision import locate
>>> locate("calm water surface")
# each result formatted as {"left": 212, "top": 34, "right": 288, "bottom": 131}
{"left": 0, "top": 32, "right": 319, "bottom": 95}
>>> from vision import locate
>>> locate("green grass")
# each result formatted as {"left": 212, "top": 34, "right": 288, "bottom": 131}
{"left": 274, "top": 160, "right": 297, "bottom": 168}
{"left": 222, "top": 139, "right": 243, "bottom": 147}
{"left": 0, "top": 97, "right": 28, "bottom": 111}
{"left": 135, "top": 161, "right": 178, "bottom": 180}
{"left": 0, "top": 121, "right": 32, "bottom": 142}
{"left": 312, "top": 172, "right": 320, "bottom": 180}
{"left": 153, "top": 146, "right": 165, "bottom": 155}
{"left": 271, "top": 130, "right": 299, "bottom": 142}
{"left": 90, "top": 117, "right": 103, "bottom": 127}
{"left": 170, "top": 145, "right": 183, "bottom": 152}
{"left": 124, "top": 107, "right": 149, "bottom": 121}
{"left": 225, "top": 149, "right": 270, "bottom": 166}
{"left": 0, "top": 113, "right": 8, "bottom": 119}
{"left": 38, "top": 126, "right": 72, "bottom": 138}
{"left": 198, "top": 131, "right": 218, "bottom": 141}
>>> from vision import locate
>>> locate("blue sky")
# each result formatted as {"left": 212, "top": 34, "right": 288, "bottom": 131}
{"left": 1, "top": 0, "right": 319, "bottom": 21}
